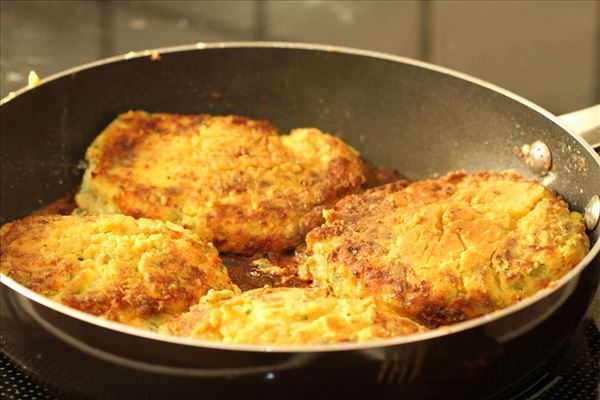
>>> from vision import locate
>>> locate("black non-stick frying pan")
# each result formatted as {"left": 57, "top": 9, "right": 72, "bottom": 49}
{"left": 1, "top": 43, "right": 599, "bottom": 400}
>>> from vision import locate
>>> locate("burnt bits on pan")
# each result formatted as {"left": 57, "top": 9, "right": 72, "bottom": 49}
{"left": 0, "top": 214, "right": 234, "bottom": 330}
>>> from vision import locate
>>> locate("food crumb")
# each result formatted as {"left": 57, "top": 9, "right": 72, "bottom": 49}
{"left": 28, "top": 70, "right": 41, "bottom": 88}
{"left": 150, "top": 51, "right": 161, "bottom": 61}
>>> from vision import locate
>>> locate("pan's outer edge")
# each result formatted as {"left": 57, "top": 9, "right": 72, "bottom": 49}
{"left": 1, "top": 41, "right": 599, "bottom": 353}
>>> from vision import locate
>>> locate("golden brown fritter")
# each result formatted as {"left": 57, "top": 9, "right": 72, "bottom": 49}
{"left": 300, "top": 171, "right": 589, "bottom": 327}
{"left": 75, "top": 111, "right": 365, "bottom": 255}
{"left": 160, "top": 287, "right": 425, "bottom": 344}
{"left": 0, "top": 214, "right": 234, "bottom": 329}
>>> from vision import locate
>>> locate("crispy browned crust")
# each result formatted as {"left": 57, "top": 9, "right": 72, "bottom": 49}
{"left": 300, "top": 170, "right": 589, "bottom": 327}
{"left": 75, "top": 111, "right": 365, "bottom": 255}
{"left": 0, "top": 214, "right": 234, "bottom": 329}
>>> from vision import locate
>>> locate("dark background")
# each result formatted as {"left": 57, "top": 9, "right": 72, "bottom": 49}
{"left": 1, "top": 0, "right": 599, "bottom": 115}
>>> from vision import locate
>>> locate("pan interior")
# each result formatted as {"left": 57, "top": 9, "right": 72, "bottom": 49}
{"left": 1, "top": 44, "right": 598, "bottom": 353}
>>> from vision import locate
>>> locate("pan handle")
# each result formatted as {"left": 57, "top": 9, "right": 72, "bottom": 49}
{"left": 558, "top": 104, "right": 600, "bottom": 150}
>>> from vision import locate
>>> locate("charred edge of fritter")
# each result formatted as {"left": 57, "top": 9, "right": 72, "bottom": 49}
{"left": 95, "top": 112, "right": 281, "bottom": 171}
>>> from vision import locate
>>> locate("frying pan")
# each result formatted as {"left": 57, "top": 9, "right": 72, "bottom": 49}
{"left": 1, "top": 42, "right": 599, "bottom": 400}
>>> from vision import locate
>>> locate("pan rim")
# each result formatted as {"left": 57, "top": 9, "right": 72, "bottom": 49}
{"left": 1, "top": 41, "right": 599, "bottom": 353}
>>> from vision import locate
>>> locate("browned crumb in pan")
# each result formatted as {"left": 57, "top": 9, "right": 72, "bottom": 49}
{"left": 31, "top": 190, "right": 78, "bottom": 216}
{"left": 361, "top": 157, "right": 410, "bottom": 189}
{"left": 222, "top": 248, "right": 310, "bottom": 291}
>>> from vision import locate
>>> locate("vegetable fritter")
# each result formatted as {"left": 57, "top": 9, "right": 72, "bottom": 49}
{"left": 160, "top": 287, "right": 425, "bottom": 344}
{"left": 300, "top": 171, "right": 589, "bottom": 327}
{"left": 75, "top": 111, "right": 365, "bottom": 255}
{"left": 0, "top": 214, "right": 234, "bottom": 329}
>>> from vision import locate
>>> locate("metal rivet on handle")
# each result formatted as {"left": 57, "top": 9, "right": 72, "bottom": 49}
{"left": 515, "top": 140, "right": 552, "bottom": 176}
{"left": 585, "top": 195, "right": 600, "bottom": 231}
{"left": 528, "top": 140, "right": 552, "bottom": 176}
